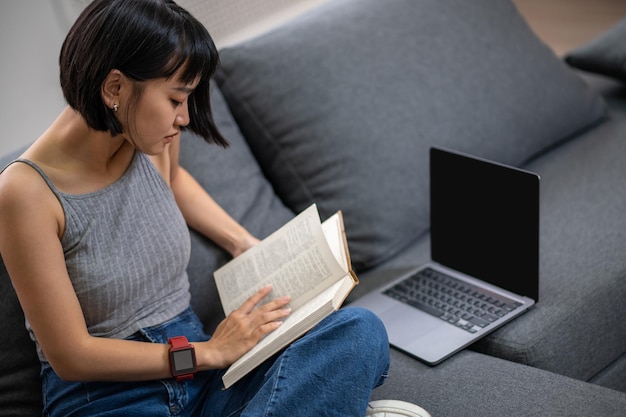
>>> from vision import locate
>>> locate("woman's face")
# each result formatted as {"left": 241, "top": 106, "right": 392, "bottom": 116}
{"left": 123, "top": 73, "right": 199, "bottom": 155}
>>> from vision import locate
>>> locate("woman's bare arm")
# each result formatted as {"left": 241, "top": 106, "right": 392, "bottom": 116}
{"left": 164, "top": 136, "right": 259, "bottom": 257}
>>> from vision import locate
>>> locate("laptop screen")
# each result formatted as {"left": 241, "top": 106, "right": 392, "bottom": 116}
{"left": 429, "top": 147, "right": 540, "bottom": 301}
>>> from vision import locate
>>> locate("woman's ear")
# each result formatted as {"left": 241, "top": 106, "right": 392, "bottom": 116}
{"left": 101, "top": 69, "right": 124, "bottom": 111}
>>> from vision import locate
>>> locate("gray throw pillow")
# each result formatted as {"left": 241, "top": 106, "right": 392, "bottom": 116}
{"left": 180, "top": 82, "right": 294, "bottom": 331}
{"left": 564, "top": 17, "right": 626, "bottom": 82}
{"left": 215, "top": 0, "right": 606, "bottom": 272}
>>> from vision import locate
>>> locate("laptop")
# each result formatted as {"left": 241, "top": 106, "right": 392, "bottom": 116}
{"left": 352, "top": 146, "right": 539, "bottom": 365}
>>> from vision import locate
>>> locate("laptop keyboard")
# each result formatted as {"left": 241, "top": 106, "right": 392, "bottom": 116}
{"left": 383, "top": 267, "right": 522, "bottom": 333}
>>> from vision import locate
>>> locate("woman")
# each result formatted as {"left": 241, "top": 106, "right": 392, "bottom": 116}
{"left": 0, "top": 0, "right": 424, "bottom": 416}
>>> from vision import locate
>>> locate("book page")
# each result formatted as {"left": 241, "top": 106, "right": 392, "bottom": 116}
{"left": 214, "top": 205, "right": 347, "bottom": 315}
{"left": 320, "top": 212, "right": 349, "bottom": 271}
{"left": 222, "top": 275, "right": 356, "bottom": 388}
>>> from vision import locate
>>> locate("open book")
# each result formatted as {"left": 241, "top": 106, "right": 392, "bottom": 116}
{"left": 214, "top": 204, "right": 358, "bottom": 389}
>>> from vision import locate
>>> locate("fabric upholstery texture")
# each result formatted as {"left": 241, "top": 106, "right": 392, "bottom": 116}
{"left": 0, "top": 262, "right": 42, "bottom": 416}
{"left": 216, "top": 0, "right": 607, "bottom": 272}
{"left": 371, "top": 349, "right": 626, "bottom": 417}
{"left": 590, "top": 352, "right": 626, "bottom": 393}
{"left": 565, "top": 17, "right": 626, "bottom": 82}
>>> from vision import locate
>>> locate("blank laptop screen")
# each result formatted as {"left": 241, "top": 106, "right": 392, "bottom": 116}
{"left": 429, "top": 147, "right": 540, "bottom": 301}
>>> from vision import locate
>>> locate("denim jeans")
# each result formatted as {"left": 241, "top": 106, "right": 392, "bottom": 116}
{"left": 41, "top": 306, "right": 390, "bottom": 416}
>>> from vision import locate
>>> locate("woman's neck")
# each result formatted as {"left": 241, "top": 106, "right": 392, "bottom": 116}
{"left": 22, "top": 106, "right": 136, "bottom": 194}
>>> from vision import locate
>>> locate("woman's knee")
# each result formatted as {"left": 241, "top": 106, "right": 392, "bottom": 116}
{"left": 334, "top": 307, "right": 390, "bottom": 384}
{"left": 334, "top": 307, "right": 389, "bottom": 348}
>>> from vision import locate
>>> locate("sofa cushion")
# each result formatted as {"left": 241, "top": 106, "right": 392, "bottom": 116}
{"left": 0, "top": 269, "right": 41, "bottom": 416}
{"left": 215, "top": 0, "right": 607, "bottom": 272}
{"left": 180, "top": 83, "right": 294, "bottom": 332}
{"left": 565, "top": 17, "right": 626, "bottom": 82}
{"left": 372, "top": 349, "right": 626, "bottom": 417}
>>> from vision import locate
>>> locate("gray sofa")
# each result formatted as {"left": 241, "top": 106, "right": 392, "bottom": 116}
{"left": 2, "top": 0, "right": 626, "bottom": 415}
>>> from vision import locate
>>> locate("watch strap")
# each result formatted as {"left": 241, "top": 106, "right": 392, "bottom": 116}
{"left": 168, "top": 336, "right": 190, "bottom": 349}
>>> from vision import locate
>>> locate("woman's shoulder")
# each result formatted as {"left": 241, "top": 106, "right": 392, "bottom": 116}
{"left": 1, "top": 137, "right": 58, "bottom": 192}
{"left": 0, "top": 156, "right": 65, "bottom": 236}
{"left": 0, "top": 156, "right": 50, "bottom": 196}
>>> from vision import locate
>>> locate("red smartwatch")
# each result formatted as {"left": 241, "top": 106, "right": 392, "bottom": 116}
{"left": 167, "top": 336, "right": 197, "bottom": 381}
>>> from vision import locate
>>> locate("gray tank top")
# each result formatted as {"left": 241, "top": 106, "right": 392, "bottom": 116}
{"left": 5, "top": 152, "right": 191, "bottom": 361}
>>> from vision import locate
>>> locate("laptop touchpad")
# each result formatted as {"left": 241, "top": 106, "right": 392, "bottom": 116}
{"left": 379, "top": 304, "right": 442, "bottom": 346}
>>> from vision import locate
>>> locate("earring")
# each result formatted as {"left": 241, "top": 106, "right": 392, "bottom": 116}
{"left": 113, "top": 103, "right": 119, "bottom": 112}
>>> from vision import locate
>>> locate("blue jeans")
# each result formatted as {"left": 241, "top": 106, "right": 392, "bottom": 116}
{"left": 41, "top": 306, "right": 390, "bottom": 416}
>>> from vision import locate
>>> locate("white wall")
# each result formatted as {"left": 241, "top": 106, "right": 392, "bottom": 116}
{"left": 0, "top": 1, "right": 67, "bottom": 156}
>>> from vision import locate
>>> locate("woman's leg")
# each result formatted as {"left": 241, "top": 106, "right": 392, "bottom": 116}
{"left": 215, "top": 307, "right": 390, "bottom": 417}
{"left": 41, "top": 362, "right": 177, "bottom": 417}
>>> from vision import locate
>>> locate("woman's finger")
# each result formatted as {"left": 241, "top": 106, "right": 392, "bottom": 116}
{"left": 238, "top": 284, "right": 273, "bottom": 314}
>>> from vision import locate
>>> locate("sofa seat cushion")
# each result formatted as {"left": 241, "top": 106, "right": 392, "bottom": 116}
{"left": 216, "top": 0, "right": 607, "bottom": 272}
{"left": 590, "top": 352, "right": 626, "bottom": 393}
{"left": 372, "top": 349, "right": 626, "bottom": 417}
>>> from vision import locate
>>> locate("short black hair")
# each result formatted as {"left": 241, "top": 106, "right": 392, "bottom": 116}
{"left": 60, "top": 0, "right": 227, "bottom": 146}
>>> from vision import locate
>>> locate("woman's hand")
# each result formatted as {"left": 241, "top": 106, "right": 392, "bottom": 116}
{"left": 198, "top": 285, "right": 291, "bottom": 369}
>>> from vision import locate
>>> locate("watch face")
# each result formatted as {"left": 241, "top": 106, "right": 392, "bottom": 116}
{"left": 171, "top": 349, "right": 196, "bottom": 374}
